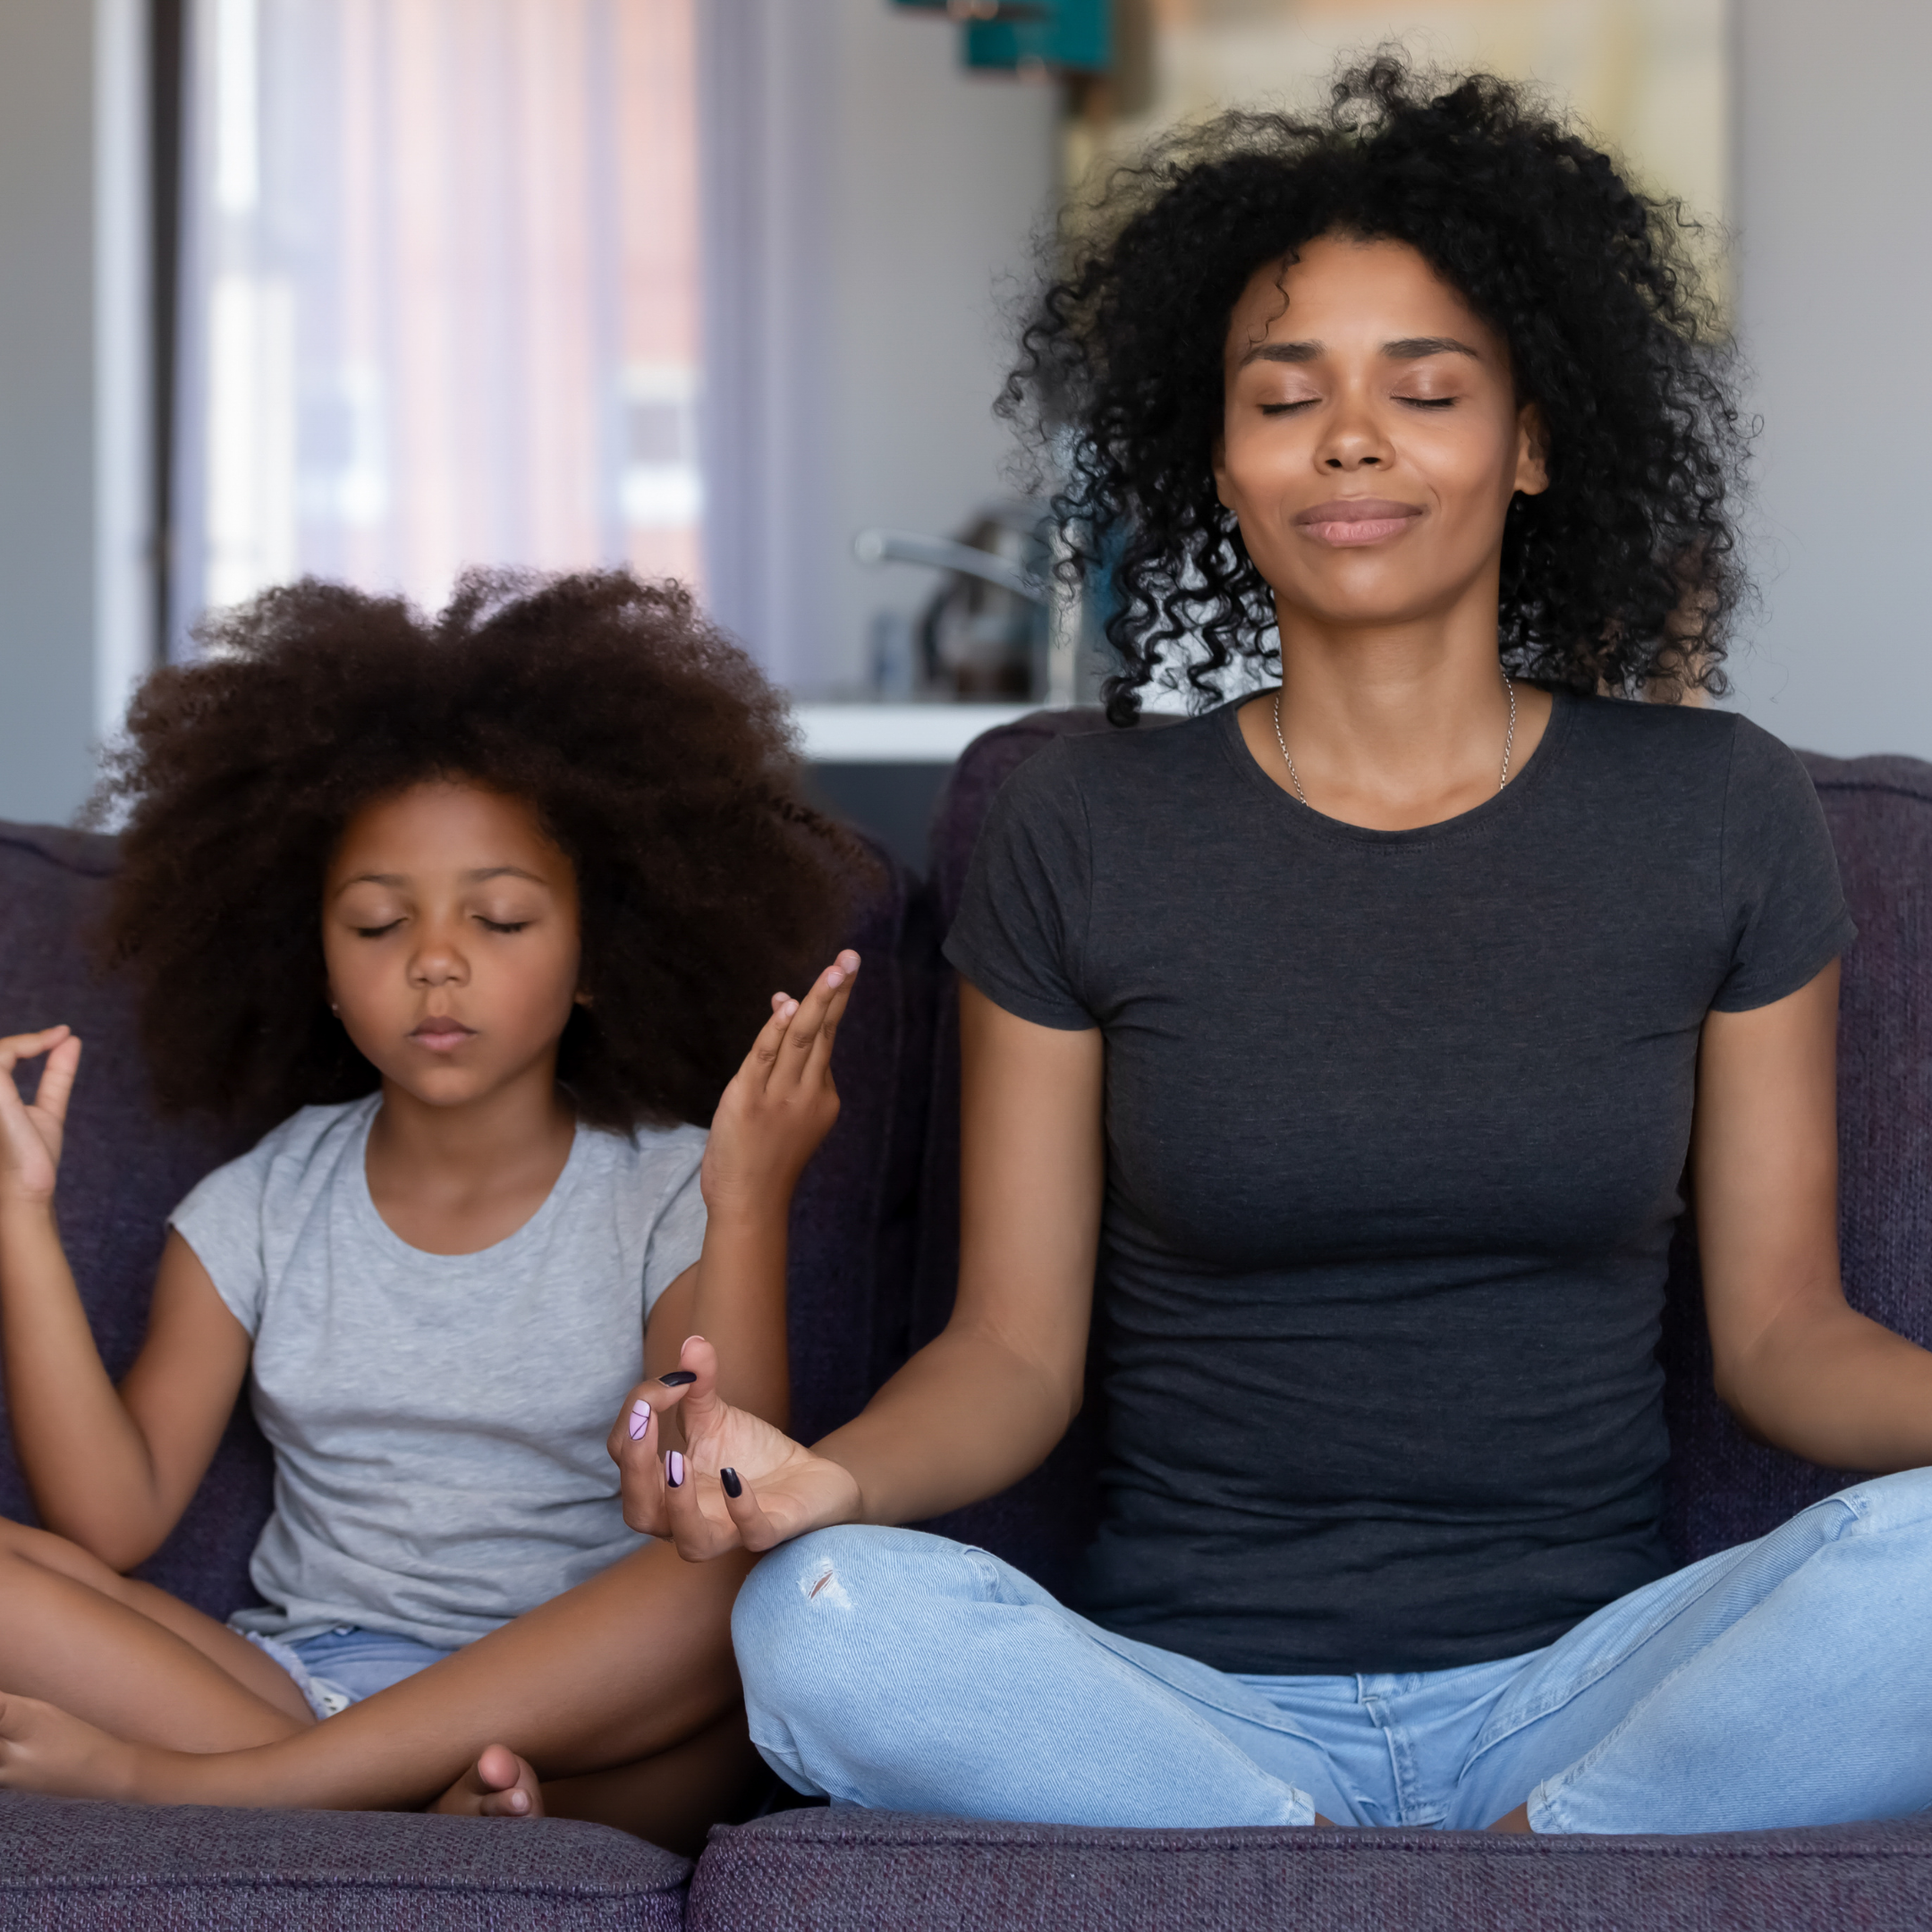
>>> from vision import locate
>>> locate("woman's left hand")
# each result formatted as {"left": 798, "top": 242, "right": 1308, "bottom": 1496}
{"left": 698, "top": 950, "right": 860, "bottom": 1221}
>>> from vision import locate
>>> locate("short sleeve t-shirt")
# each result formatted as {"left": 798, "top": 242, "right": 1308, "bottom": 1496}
{"left": 943, "top": 691, "right": 1854, "bottom": 1676}
{"left": 171, "top": 1095, "right": 708, "bottom": 1649}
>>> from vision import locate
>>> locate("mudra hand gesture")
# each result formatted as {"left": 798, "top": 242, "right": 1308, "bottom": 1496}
{"left": 0, "top": 1026, "right": 82, "bottom": 1208}
{"left": 610, "top": 1335, "right": 859, "bottom": 1555}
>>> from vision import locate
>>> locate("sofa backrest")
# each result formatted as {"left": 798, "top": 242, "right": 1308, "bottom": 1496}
{"left": 0, "top": 820, "right": 926, "bottom": 1616}
{"left": 1660, "top": 751, "right": 1932, "bottom": 1561}
{"left": 915, "top": 713, "right": 1932, "bottom": 1587}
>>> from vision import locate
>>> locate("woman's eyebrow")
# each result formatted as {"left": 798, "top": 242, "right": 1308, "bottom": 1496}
{"left": 1236, "top": 335, "right": 1481, "bottom": 368}
{"left": 1239, "top": 339, "right": 1323, "bottom": 368}
{"left": 1384, "top": 335, "right": 1481, "bottom": 360}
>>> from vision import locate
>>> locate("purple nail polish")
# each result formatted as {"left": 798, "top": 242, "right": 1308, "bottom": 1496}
{"left": 666, "top": 1450, "right": 685, "bottom": 1487}
{"left": 628, "top": 1399, "right": 650, "bottom": 1441}
{"left": 720, "top": 1467, "right": 743, "bottom": 1500}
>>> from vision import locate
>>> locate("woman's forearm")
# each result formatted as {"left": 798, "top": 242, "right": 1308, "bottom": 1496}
{"left": 1721, "top": 1298, "right": 1932, "bottom": 1473}
{"left": 813, "top": 1321, "right": 1079, "bottom": 1527}
{"left": 0, "top": 1203, "right": 167, "bottom": 1563}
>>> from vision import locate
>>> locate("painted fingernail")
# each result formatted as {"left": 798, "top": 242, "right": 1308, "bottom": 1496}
{"left": 628, "top": 1399, "right": 651, "bottom": 1441}
{"left": 657, "top": 1369, "right": 697, "bottom": 1387}
{"left": 666, "top": 1450, "right": 685, "bottom": 1487}
{"left": 720, "top": 1467, "right": 743, "bottom": 1499}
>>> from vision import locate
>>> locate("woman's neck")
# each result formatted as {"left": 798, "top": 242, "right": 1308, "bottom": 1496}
{"left": 1238, "top": 595, "right": 1554, "bottom": 832}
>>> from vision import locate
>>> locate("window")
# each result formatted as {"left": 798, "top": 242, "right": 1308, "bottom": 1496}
{"left": 170, "top": 0, "right": 699, "bottom": 651}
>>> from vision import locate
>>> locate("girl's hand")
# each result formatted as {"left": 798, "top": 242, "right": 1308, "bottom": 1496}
{"left": 609, "top": 1336, "right": 862, "bottom": 1558}
{"left": 699, "top": 951, "right": 860, "bottom": 1222}
{"left": 0, "top": 1029, "right": 81, "bottom": 1209}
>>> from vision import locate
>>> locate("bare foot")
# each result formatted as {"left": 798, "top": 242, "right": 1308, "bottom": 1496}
{"left": 1487, "top": 1801, "right": 1534, "bottom": 1834}
{"left": 432, "top": 1742, "right": 545, "bottom": 1819}
{"left": 0, "top": 1693, "right": 145, "bottom": 1801}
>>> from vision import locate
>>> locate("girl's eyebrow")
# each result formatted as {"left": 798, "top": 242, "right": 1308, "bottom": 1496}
{"left": 331, "top": 864, "right": 548, "bottom": 895}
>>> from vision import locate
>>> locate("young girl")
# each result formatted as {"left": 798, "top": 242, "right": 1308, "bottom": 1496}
{"left": 0, "top": 568, "right": 860, "bottom": 1849}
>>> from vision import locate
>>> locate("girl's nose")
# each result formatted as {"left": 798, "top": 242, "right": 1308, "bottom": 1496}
{"left": 409, "top": 936, "right": 467, "bottom": 986}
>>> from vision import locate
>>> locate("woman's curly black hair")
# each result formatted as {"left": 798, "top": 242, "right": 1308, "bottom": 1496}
{"left": 90, "top": 570, "right": 865, "bottom": 1134}
{"left": 1004, "top": 55, "right": 1746, "bottom": 724}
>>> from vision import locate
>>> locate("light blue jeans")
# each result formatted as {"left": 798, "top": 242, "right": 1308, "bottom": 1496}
{"left": 733, "top": 1469, "right": 1932, "bottom": 1834}
{"left": 245, "top": 1624, "right": 455, "bottom": 1720}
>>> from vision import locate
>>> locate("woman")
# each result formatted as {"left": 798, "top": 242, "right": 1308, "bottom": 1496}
{"left": 617, "top": 64, "right": 1932, "bottom": 1835}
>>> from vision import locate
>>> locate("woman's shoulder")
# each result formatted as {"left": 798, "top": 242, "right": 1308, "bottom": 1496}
{"left": 996, "top": 709, "right": 1228, "bottom": 807}
{"left": 1561, "top": 693, "right": 1815, "bottom": 806}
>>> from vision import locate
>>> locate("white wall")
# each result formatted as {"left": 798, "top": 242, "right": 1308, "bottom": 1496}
{"left": 0, "top": 0, "right": 150, "bottom": 827}
{"left": 1730, "top": 0, "right": 1932, "bottom": 759}
{"left": 700, "top": 0, "right": 1059, "bottom": 695}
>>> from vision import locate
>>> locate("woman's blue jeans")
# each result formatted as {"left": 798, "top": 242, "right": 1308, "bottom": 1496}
{"left": 733, "top": 1469, "right": 1932, "bottom": 1833}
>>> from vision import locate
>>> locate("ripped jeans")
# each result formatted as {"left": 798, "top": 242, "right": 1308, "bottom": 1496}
{"left": 732, "top": 1469, "right": 1932, "bottom": 1834}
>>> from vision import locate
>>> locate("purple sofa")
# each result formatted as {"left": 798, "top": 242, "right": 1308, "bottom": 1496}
{"left": 2, "top": 709, "right": 1929, "bottom": 1928}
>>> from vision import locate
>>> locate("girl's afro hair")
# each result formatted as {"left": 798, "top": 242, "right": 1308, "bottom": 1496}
{"left": 1004, "top": 55, "right": 1747, "bottom": 724}
{"left": 92, "top": 569, "right": 868, "bottom": 1133}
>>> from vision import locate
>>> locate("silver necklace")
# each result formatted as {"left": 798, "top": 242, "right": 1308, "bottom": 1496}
{"left": 1271, "top": 674, "right": 1517, "bottom": 808}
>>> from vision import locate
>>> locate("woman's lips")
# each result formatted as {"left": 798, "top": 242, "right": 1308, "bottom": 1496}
{"left": 1295, "top": 498, "right": 1424, "bottom": 547}
{"left": 410, "top": 1019, "right": 476, "bottom": 1052}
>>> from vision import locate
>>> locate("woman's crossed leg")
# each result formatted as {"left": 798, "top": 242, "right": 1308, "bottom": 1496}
{"left": 733, "top": 1471, "right": 1932, "bottom": 1835}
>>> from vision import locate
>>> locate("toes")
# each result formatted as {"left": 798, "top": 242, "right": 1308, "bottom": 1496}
{"left": 475, "top": 1742, "right": 522, "bottom": 1792}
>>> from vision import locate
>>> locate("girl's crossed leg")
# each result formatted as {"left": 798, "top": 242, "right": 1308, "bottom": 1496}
{"left": 729, "top": 1469, "right": 1932, "bottom": 1835}
{"left": 0, "top": 1530, "right": 764, "bottom": 1856}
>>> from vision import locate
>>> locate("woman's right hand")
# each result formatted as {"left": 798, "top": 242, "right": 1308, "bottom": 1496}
{"left": 609, "top": 1335, "right": 861, "bottom": 1557}
{"left": 0, "top": 1028, "right": 81, "bottom": 1209}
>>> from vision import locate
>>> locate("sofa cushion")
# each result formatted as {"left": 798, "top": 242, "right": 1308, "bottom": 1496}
{"left": 0, "top": 1792, "right": 687, "bottom": 1930}
{"left": 0, "top": 823, "right": 263, "bottom": 1615}
{"left": 688, "top": 1807, "right": 1932, "bottom": 1932}
{"left": 1660, "top": 751, "right": 1932, "bottom": 1561}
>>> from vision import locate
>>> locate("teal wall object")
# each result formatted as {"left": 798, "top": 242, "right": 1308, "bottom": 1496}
{"left": 965, "top": 2, "right": 1110, "bottom": 75}
{"left": 889, "top": 2, "right": 1111, "bottom": 78}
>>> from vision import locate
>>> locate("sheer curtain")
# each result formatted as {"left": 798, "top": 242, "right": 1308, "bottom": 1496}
{"left": 169, "top": 0, "right": 699, "bottom": 652}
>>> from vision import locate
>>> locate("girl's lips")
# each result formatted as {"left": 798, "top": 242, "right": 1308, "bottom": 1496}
{"left": 1296, "top": 499, "right": 1424, "bottom": 547}
{"left": 410, "top": 1021, "right": 476, "bottom": 1052}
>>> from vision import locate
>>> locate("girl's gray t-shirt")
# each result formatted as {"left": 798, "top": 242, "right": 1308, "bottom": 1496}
{"left": 944, "top": 691, "right": 1856, "bottom": 1676}
{"left": 170, "top": 1095, "right": 707, "bottom": 1649}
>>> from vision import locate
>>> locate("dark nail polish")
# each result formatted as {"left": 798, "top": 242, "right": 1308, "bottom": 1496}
{"left": 720, "top": 1468, "right": 743, "bottom": 1499}
{"left": 657, "top": 1369, "right": 698, "bottom": 1387}
{"left": 666, "top": 1450, "right": 685, "bottom": 1487}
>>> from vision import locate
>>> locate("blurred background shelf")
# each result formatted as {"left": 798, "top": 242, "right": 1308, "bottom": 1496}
{"left": 798, "top": 701, "right": 1044, "bottom": 873}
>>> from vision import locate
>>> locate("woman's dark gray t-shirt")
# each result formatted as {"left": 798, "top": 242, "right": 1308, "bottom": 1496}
{"left": 943, "top": 691, "right": 1855, "bottom": 1676}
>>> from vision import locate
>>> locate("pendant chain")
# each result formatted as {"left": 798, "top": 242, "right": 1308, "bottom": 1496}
{"left": 1271, "top": 674, "right": 1517, "bottom": 809}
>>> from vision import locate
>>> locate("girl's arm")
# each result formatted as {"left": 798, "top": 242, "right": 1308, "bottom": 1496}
{"left": 0, "top": 1027, "right": 250, "bottom": 1571}
{"left": 1695, "top": 960, "right": 1932, "bottom": 1468}
{"left": 621, "top": 951, "right": 865, "bottom": 1460}
{"left": 616, "top": 979, "right": 1104, "bottom": 1549}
